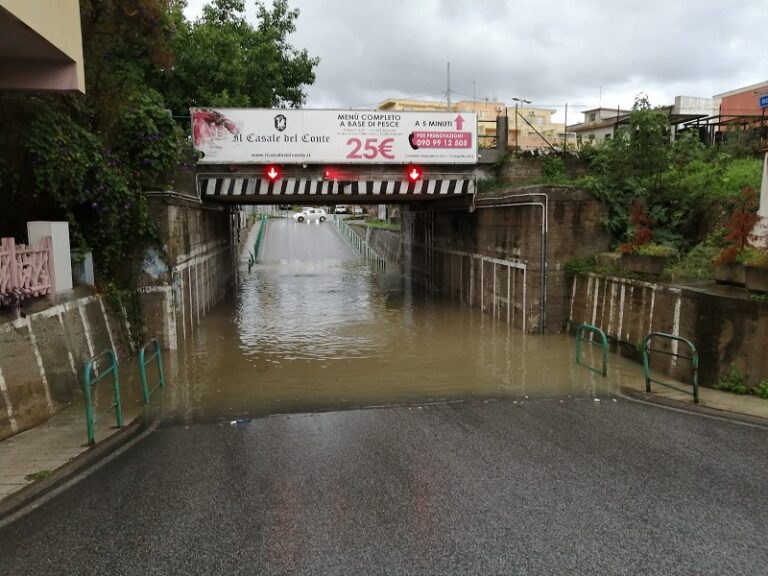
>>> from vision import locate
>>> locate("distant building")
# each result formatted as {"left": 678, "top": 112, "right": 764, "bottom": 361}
{"left": 568, "top": 97, "right": 718, "bottom": 148}
{"left": 377, "top": 98, "right": 452, "bottom": 113}
{"left": 712, "top": 81, "right": 768, "bottom": 147}
{"left": 567, "top": 107, "right": 631, "bottom": 147}
{"left": 714, "top": 80, "right": 768, "bottom": 118}
{"left": 377, "top": 98, "right": 570, "bottom": 152}
{"left": 0, "top": 0, "right": 85, "bottom": 92}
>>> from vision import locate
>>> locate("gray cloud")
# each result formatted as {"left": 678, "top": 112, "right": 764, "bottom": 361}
{"left": 184, "top": 0, "right": 768, "bottom": 119}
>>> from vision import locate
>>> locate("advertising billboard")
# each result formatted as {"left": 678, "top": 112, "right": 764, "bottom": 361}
{"left": 191, "top": 108, "right": 477, "bottom": 165}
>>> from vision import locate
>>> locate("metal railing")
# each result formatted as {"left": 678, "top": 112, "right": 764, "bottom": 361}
{"left": 332, "top": 215, "right": 386, "bottom": 270}
{"left": 575, "top": 323, "right": 608, "bottom": 377}
{"left": 248, "top": 214, "right": 268, "bottom": 273}
{"left": 641, "top": 332, "right": 699, "bottom": 403}
{"left": 82, "top": 349, "right": 123, "bottom": 445}
{"left": 139, "top": 338, "right": 165, "bottom": 405}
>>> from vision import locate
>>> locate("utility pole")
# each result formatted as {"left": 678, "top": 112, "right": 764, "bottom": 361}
{"left": 511, "top": 97, "right": 531, "bottom": 152}
{"left": 564, "top": 102, "right": 568, "bottom": 151}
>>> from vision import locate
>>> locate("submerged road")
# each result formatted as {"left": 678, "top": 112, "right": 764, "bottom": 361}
{"left": 1, "top": 219, "right": 767, "bottom": 574}
{"left": 1, "top": 400, "right": 767, "bottom": 575}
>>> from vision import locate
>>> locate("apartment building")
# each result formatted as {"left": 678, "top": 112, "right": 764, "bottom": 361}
{"left": 377, "top": 97, "right": 568, "bottom": 151}
{"left": 567, "top": 107, "right": 632, "bottom": 147}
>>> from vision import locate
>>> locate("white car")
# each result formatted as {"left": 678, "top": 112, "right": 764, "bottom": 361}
{"left": 293, "top": 208, "right": 327, "bottom": 223}
{"left": 352, "top": 206, "right": 364, "bottom": 215}
{"left": 334, "top": 205, "right": 348, "bottom": 214}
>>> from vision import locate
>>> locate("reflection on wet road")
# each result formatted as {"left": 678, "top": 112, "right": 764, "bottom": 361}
{"left": 163, "top": 218, "right": 643, "bottom": 424}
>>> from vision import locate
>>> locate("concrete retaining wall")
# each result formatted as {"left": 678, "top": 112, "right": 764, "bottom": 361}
{"left": 140, "top": 198, "right": 237, "bottom": 350}
{"left": 568, "top": 274, "right": 768, "bottom": 387}
{"left": 0, "top": 295, "right": 128, "bottom": 440}
{"left": 404, "top": 186, "right": 610, "bottom": 332}
{"left": 347, "top": 223, "right": 402, "bottom": 264}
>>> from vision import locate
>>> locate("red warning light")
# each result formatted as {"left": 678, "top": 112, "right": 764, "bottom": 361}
{"left": 323, "top": 167, "right": 351, "bottom": 181}
{"left": 264, "top": 165, "right": 282, "bottom": 182}
{"left": 406, "top": 165, "right": 423, "bottom": 183}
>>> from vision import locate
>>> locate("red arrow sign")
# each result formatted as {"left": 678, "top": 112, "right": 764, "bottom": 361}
{"left": 264, "top": 165, "right": 281, "bottom": 182}
{"left": 454, "top": 114, "right": 465, "bottom": 131}
{"left": 407, "top": 166, "right": 423, "bottom": 182}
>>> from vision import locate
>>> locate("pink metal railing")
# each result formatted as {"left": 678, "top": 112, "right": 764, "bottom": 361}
{"left": 0, "top": 237, "right": 56, "bottom": 314}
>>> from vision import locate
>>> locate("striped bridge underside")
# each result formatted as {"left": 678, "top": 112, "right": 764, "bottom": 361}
{"left": 200, "top": 177, "right": 475, "bottom": 197}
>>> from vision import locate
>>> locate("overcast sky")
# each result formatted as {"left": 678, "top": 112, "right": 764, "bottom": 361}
{"left": 183, "top": 0, "right": 768, "bottom": 123}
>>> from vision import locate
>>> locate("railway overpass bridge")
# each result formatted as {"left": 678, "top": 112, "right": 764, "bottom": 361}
{"left": 191, "top": 107, "right": 507, "bottom": 205}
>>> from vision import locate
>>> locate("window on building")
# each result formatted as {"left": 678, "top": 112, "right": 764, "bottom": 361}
{"left": 604, "top": 134, "right": 611, "bottom": 140}
{"left": 589, "top": 113, "right": 596, "bottom": 122}
{"left": 588, "top": 134, "right": 595, "bottom": 141}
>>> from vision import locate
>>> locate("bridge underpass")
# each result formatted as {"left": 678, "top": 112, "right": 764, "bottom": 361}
{"left": 5, "top": 109, "right": 767, "bottom": 574}
{"left": 195, "top": 166, "right": 478, "bottom": 205}
{"left": 3, "top": 205, "right": 768, "bottom": 575}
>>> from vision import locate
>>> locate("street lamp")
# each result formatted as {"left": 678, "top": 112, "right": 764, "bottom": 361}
{"left": 511, "top": 97, "right": 532, "bottom": 152}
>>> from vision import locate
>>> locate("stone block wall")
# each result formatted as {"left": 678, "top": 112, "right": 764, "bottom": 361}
{"left": 500, "top": 157, "right": 589, "bottom": 185}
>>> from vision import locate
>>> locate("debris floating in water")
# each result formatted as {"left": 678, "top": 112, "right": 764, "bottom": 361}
{"left": 229, "top": 418, "right": 252, "bottom": 426}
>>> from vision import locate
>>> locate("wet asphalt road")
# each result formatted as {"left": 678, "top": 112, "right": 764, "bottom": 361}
{"left": 1, "top": 398, "right": 767, "bottom": 575}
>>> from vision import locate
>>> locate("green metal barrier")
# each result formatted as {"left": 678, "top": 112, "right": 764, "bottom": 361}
{"left": 139, "top": 338, "right": 165, "bottom": 405}
{"left": 82, "top": 349, "right": 123, "bottom": 445}
{"left": 641, "top": 332, "right": 699, "bottom": 403}
{"left": 575, "top": 323, "right": 608, "bottom": 377}
{"left": 332, "top": 214, "right": 386, "bottom": 270}
{"left": 248, "top": 214, "right": 268, "bottom": 273}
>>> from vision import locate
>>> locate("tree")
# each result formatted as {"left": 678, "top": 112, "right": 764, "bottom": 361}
{"left": 0, "top": 0, "right": 181, "bottom": 288}
{"left": 0, "top": 0, "right": 318, "bottom": 295}
{"left": 161, "top": 0, "right": 319, "bottom": 115}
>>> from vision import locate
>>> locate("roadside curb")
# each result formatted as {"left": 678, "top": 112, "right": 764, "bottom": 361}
{"left": 619, "top": 386, "right": 768, "bottom": 429}
{"left": 0, "top": 416, "right": 149, "bottom": 523}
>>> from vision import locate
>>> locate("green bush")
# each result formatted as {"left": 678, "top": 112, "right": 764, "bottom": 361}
{"left": 666, "top": 230, "right": 727, "bottom": 280}
{"left": 756, "top": 381, "right": 768, "bottom": 400}
{"left": 564, "top": 256, "right": 597, "bottom": 279}
{"left": 541, "top": 156, "right": 567, "bottom": 183}
{"left": 632, "top": 243, "right": 676, "bottom": 257}
{"left": 714, "top": 366, "right": 749, "bottom": 395}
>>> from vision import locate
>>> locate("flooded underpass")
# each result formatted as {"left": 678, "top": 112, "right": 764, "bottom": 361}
{"left": 162, "top": 218, "right": 646, "bottom": 425}
{"left": 5, "top": 218, "right": 768, "bottom": 576}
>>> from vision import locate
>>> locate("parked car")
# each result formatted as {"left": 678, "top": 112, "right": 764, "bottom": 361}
{"left": 334, "top": 205, "right": 348, "bottom": 214}
{"left": 293, "top": 208, "right": 327, "bottom": 223}
{"left": 351, "top": 206, "right": 364, "bottom": 215}
{"left": 278, "top": 204, "right": 292, "bottom": 210}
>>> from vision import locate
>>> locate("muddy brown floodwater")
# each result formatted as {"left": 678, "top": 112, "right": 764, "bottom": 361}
{"left": 161, "top": 218, "right": 645, "bottom": 424}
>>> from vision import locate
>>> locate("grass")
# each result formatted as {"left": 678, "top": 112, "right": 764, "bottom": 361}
{"left": 713, "top": 366, "right": 768, "bottom": 399}
{"left": 25, "top": 469, "right": 53, "bottom": 482}
{"left": 364, "top": 219, "right": 400, "bottom": 230}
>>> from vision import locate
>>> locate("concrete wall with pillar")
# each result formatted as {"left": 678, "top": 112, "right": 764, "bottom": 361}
{"left": 403, "top": 186, "right": 610, "bottom": 333}
{"left": 568, "top": 273, "right": 768, "bottom": 388}
{"left": 140, "top": 196, "right": 239, "bottom": 350}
